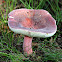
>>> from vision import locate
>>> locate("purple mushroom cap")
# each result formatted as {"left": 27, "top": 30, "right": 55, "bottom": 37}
{"left": 8, "top": 9, "right": 57, "bottom": 38}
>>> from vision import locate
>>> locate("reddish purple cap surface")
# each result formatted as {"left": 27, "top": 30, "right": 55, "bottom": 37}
{"left": 8, "top": 9, "right": 57, "bottom": 38}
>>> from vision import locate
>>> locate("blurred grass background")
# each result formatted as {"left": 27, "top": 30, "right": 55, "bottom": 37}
{"left": 0, "top": 0, "right": 62, "bottom": 62}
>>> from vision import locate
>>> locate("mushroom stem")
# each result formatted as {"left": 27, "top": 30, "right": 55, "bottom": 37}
{"left": 23, "top": 36, "right": 33, "bottom": 55}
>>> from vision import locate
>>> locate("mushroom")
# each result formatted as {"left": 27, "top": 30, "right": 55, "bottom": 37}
{"left": 8, "top": 9, "right": 57, "bottom": 55}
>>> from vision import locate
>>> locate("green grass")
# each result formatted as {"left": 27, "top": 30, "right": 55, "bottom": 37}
{"left": 0, "top": 0, "right": 62, "bottom": 62}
